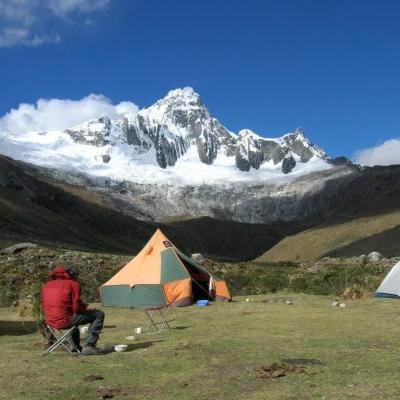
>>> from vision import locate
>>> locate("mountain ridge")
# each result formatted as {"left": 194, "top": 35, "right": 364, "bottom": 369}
{"left": 0, "top": 87, "right": 332, "bottom": 184}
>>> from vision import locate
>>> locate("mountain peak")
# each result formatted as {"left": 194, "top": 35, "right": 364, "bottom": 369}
{"left": 149, "top": 87, "right": 203, "bottom": 116}
{"left": 159, "top": 87, "right": 202, "bottom": 107}
{"left": 294, "top": 127, "right": 305, "bottom": 137}
{"left": 164, "top": 87, "right": 198, "bottom": 99}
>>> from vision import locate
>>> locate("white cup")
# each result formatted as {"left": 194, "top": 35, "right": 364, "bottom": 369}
{"left": 114, "top": 344, "right": 128, "bottom": 352}
{"left": 79, "top": 326, "right": 89, "bottom": 334}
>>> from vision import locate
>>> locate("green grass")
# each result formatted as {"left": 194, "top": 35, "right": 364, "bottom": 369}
{"left": 1, "top": 294, "right": 400, "bottom": 399}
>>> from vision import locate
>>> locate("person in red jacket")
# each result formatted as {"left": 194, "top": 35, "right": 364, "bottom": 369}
{"left": 41, "top": 266, "right": 106, "bottom": 355}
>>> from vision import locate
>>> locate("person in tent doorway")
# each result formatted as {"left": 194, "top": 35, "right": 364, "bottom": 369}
{"left": 41, "top": 265, "right": 106, "bottom": 355}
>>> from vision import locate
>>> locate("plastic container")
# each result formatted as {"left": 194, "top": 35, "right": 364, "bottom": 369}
{"left": 196, "top": 299, "right": 209, "bottom": 307}
{"left": 114, "top": 344, "right": 128, "bottom": 352}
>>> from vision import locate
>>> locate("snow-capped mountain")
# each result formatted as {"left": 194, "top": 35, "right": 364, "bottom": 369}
{"left": 0, "top": 87, "right": 331, "bottom": 185}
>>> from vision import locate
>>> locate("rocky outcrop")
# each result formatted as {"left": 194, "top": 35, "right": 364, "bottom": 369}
{"left": 235, "top": 148, "right": 251, "bottom": 172}
{"left": 283, "top": 128, "right": 316, "bottom": 163}
{"left": 66, "top": 116, "right": 112, "bottom": 147}
{"left": 101, "top": 155, "right": 110, "bottom": 163}
{"left": 282, "top": 155, "right": 296, "bottom": 174}
{"left": 231, "top": 128, "right": 327, "bottom": 173}
{"left": 0, "top": 243, "right": 37, "bottom": 255}
{"left": 196, "top": 132, "right": 218, "bottom": 165}
{"left": 329, "top": 156, "right": 354, "bottom": 167}
{"left": 367, "top": 251, "right": 383, "bottom": 261}
{"left": 154, "top": 129, "right": 187, "bottom": 168}
{"left": 191, "top": 253, "right": 205, "bottom": 265}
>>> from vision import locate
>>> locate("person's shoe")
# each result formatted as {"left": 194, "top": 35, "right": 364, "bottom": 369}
{"left": 70, "top": 345, "right": 82, "bottom": 353}
{"left": 81, "top": 345, "right": 107, "bottom": 356}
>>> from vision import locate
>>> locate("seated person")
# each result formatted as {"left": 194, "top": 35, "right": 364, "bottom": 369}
{"left": 41, "top": 265, "right": 106, "bottom": 355}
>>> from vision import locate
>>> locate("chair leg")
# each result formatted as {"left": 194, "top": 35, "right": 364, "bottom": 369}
{"left": 144, "top": 310, "right": 160, "bottom": 333}
{"left": 143, "top": 306, "right": 174, "bottom": 334}
{"left": 42, "top": 326, "right": 79, "bottom": 356}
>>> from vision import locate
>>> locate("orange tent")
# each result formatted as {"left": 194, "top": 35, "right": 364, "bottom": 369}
{"left": 101, "top": 229, "right": 232, "bottom": 307}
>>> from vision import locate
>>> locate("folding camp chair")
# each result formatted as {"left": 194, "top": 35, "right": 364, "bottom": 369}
{"left": 42, "top": 325, "right": 80, "bottom": 356}
{"left": 143, "top": 305, "right": 174, "bottom": 334}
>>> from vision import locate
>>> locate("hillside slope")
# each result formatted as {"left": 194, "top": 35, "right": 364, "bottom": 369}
{"left": 161, "top": 217, "right": 297, "bottom": 261}
{"left": 325, "top": 225, "right": 400, "bottom": 258}
{"left": 256, "top": 210, "right": 400, "bottom": 262}
{"left": 0, "top": 155, "right": 290, "bottom": 260}
{"left": 0, "top": 155, "right": 153, "bottom": 253}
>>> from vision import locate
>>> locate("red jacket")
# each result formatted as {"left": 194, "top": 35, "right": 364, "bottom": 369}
{"left": 41, "top": 266, "right": 87, "bottom": 329}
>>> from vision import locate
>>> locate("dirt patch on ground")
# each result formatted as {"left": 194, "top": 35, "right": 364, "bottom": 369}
{"left": 256, "top": 363, "right": 306, "bottom": 379}
{"left": 342, "top": 287, "right": 364, "bottom": 299}
{"left": 281, "top": 358, "right": 324, "bottom": 366}
{"left": 83, "top": 374, "right": 104, "bottom": 382}
{"left": 96, "top": 386, "right": 129, "bottom": 399}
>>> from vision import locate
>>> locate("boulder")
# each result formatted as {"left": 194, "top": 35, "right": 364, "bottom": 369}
{"left": 0, "top": 243, "right": 37, "bottom": 255}
{"left": 191, "top": 253, "right": 205, "bottom": 265}
{"left": 367, "top": 251, "right": 383, "bottom": 261}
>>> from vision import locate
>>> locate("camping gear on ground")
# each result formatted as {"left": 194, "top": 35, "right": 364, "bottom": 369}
{"left": 42, "top": 325, "right": 80, "bottom": 356}
{"left": 375, "top": 261, "right": 400, "bottom": 298}
{"left": 196, "top": 299, "right": 209, "bottom": 307}
{"left": 100, "top": 229, "right": 232, "bottom": 308}
{"left": 114, "top": 344, "right": 128, "bottom": 352}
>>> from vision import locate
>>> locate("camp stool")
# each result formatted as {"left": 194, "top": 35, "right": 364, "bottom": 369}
{"left": 143, "top": 305, "right": 174, "bottom": 334}
{"left": 42, "top": 325, "right": 80, "bottom": 356}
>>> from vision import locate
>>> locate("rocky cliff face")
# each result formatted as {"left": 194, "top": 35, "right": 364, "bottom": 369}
{"left": 20, "top": 160, "right": 372, "bottom": 225}
{"left": 60, "top": 88, "right": 328, "bottom": 175}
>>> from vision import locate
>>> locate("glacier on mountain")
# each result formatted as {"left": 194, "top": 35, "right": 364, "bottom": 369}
{"left": 0, "top": 87, "right": 332, "bottom": 185}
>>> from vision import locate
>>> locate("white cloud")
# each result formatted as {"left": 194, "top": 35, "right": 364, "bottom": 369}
{"left": 0, "top": 27, "right": 60, "bottom": 47}
{"left": 354, "top": 138, "right": 400, "bottom": 166}
{"left": 47, "top": 0, "right": 110, "bottom": 18}
{"left": 0, "top": 0, "right": 39, "bottom": 26}
{"left": 115, "top": 101, "right": 139, "bottom": 115}
{"left": 0, "top": 94, "right": 138, "bottom": 134}
{"left": 0, "top": 0, "right": 111, "bottom": 48}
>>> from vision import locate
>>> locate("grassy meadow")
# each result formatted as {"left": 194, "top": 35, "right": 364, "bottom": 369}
{"left": 1, "top": 294, "right": 400, "bottom": 400}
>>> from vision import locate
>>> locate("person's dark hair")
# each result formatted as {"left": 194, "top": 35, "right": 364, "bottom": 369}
{"left": 67, "top": 266, "right": 80, "bottom": 280}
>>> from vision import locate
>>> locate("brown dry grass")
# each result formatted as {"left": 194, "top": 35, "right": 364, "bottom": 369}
{"left": 257, "top": 210, "right": 400, "bottom": 262}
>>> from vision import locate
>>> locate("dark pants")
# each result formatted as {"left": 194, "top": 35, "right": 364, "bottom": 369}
{"left": 69, "top": 309, "right": 105, "bottom": 348}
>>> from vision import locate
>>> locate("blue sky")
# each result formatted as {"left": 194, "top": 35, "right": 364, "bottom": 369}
{"left": 1, "top": 0, "right": 400, "bottom": 163}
